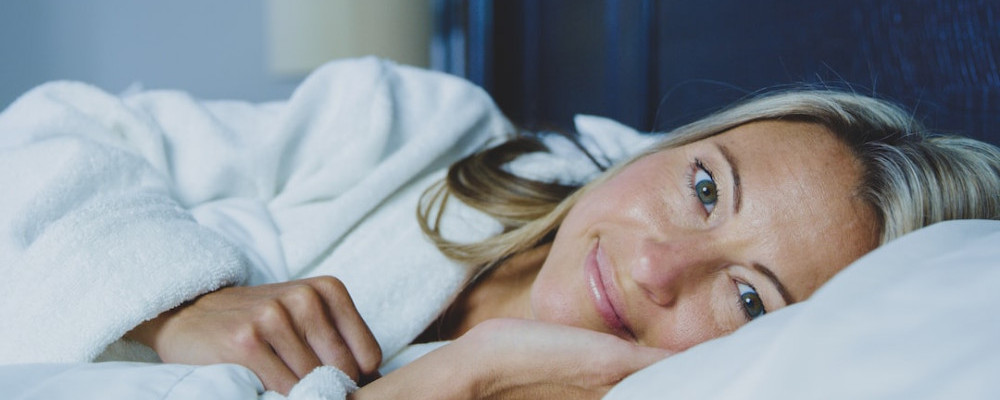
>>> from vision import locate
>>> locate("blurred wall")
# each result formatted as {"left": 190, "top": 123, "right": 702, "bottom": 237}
{"left": 267, "top": 0, "right": 431, "bottom": 76}
{"left": 483, "top": 0, "right": 1000, "bottom": 146}
{"left": 0, "top": 0, "right": 301, "bottom": 109}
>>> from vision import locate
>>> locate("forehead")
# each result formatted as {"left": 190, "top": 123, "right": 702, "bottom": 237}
{"left": 697, "top": 121, "right": 877, "bottom": 297}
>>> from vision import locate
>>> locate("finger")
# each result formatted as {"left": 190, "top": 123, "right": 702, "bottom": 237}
{"left": 628, "top": 345, "right": 671, "bottom": 369}
{"left": 254, "top": 299, "right": 324, "bottom": 379}
{"left": 235, "top": 329, "right": 300, "bottom": 395}
{"left": 309, "top": 277, "right": 382, "bottom": 374}
{"left": 254, "top": 351, "right": 302, "bottom": 394}
{"left": 307, "top": 322, "right": 363, "bottom": 381}
{"left": 281, "top": 279, "right": 363, "bottom": 381}
{"left": 328, "top": 300, "right": 381, "bottom": 375}
{"left": 358, "top": 369, "right": 382, "bottom": 386}
{"left": 589, "top": 344, "right": 670, "bottom": 385}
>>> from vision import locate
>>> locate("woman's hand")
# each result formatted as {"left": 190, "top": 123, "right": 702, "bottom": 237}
{"left": 126, "top": 276, "right": 381, "bottom": 394}
{"left": 457, "top": 319, "right": 670, "bottom": 399}
{"left": 353, "top": 318, "right": 668, "bottom": 400}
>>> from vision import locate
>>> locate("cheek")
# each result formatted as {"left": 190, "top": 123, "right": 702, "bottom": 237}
{"left": 528, "top": 258, "right": 585, "bottom": 325}
{"left": 577, "top": 159, "right": 667, "bottom": 212}
{"left": 640, "top": 276, "right": 736, "bottom": 351}
{"left": 528, "top": 231, "right": 605, "bottom": 332}
{"left": 643, "top": 303, "right": 722, "bottom": 351}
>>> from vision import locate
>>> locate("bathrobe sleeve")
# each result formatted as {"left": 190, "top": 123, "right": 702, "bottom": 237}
{"left": 0, "top": 84, "right": 255, "bottom": 363}
{"left": 0, "top": 57, "right": 511, "bottom": 368}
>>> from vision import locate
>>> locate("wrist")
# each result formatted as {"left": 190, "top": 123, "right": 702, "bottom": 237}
{"left": 123, "top": 308, "right": 176, "bottom": 351}
{"left": 352, "top": 343, "right": 479, "bottom": 400}
{"left": 438, "top": 337, "right": 505, "bottom": 399}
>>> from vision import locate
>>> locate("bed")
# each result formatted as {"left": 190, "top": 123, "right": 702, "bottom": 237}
{"left": 452, "top": 1, "right": 1000, "bottom": 397}
{"left": 2, "top": 1, "right": 999, "bottom": 399}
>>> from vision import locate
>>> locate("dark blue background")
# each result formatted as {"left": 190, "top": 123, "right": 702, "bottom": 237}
{"left": 437, "top": 0, "right": 1000, "bottom": 146}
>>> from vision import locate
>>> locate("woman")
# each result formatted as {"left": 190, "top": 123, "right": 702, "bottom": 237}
{"left": 2, "top": 58, "right": 997, "bottom": 398}
{"left": 126, "top": 86, "right": 1000, "bottom": 398}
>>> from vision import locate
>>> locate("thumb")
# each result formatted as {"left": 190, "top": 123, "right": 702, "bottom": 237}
{"left": 627, "top": 346, "right": 671, "bottom": 370}
{"left": 592, "top": 345, "right": 669, "bottom": 389}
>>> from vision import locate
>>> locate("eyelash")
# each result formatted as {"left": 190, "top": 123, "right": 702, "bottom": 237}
{"left": 688, "top": 160, "right": 762, "bottom": 322}
{"left": 686, "top": 158, "right": 720, "bottom": 214}
{"left": 735, "top": 280, "right": 767, "bottom": 322}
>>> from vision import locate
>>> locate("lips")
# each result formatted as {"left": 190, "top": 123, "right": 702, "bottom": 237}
{"left": 586, "top": 241, "right": 635, "bottom": 340}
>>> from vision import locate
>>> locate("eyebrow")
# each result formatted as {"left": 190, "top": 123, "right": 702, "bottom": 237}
{"left": 716, "top": 143, "right": 743, "bottom": 214}
{"left": 753, "top": 262, "right": 797, "bottom": 305}
{"left": 715, "top": 144, "right": 793, "bottom": 306}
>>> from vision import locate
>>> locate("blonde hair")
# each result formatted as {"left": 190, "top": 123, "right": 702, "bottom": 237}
{"left": 419, "top": 89, "right": 1000, "bottom": 274}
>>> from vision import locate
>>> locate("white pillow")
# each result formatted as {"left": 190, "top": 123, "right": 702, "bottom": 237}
{"left": 607, "top": 219, "right": 1000, "bottom": 399}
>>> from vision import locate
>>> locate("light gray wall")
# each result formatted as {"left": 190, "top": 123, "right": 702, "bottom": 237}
{"left": 0, "top": 0, "right": 301, "bottom": 109}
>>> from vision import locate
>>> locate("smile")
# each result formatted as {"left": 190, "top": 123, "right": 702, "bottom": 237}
{"left": 586, "top": 240, "right": 635, "bottom": 340}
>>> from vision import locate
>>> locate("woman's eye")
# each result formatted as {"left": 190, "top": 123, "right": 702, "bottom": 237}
{"left": 692, "top": 167, "right": 718, "bottom": 213}
{"left": 736, "top": 282, "right": 766, "bottom": 321}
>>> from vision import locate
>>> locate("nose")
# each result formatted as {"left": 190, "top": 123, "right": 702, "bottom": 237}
{"left": 630, "top": 236, "right": 719, "bottom": 307}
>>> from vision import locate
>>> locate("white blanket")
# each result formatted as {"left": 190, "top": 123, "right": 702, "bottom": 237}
{"left": 4, "top": 57, "right": 997, "bottom": 399}
{"left": 0, "top": 57, "right": 516, "bottom": 398}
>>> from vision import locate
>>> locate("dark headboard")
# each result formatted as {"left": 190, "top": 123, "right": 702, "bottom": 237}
{"left": 434, "top": 0, "right": 1000, "bottom": 146}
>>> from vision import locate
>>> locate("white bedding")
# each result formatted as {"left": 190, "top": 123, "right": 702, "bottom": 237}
{"left": 608, "top": 219, "right": 1000, "bottom": 399}
{"left": 0, "top": 56, "right": 650, "bottom": 399}
{"left": 0, "top": 57, "right": 513, "bottom": 398}
{"left": 5, "top": 220, "right": 997, "bottom": 399}
{"left": 1, "top": 56, "right": 997, "bottom": 399}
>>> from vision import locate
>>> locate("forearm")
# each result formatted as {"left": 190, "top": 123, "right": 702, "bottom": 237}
{"left": 351, "top": 344, "right": 478, "bottom": 400}
{"left": 352, "top": 319, "right": 669, "bottom": 400}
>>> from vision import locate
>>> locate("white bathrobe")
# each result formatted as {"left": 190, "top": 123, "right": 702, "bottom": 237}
{"left": 0, "top": 56, "right": 511, "bottom": 398}
{"left": 11, "top": 56, "right": 994, "bottom": 400}
{"left": 0, "top": 57, "right": 655, "bottom": 399}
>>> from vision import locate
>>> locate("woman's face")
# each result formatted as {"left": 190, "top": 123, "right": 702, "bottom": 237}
{"left": 530, "top": 120, "right": 878, "bottom": 351}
